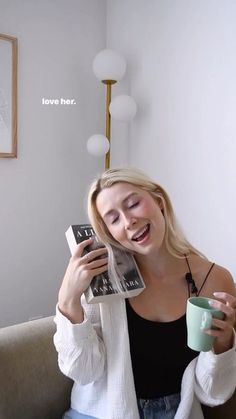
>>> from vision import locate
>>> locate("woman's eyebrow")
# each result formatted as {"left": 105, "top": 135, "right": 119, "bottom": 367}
{"left": 122, "top": 192, "right": 138, "bottom": 204}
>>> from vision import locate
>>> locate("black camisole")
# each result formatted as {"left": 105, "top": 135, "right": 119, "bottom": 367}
{"left": 125, "top": 260, "right": 215, "bottom": 399}
{"left": 126, "top": 299, "right": 199, "bottom": 398}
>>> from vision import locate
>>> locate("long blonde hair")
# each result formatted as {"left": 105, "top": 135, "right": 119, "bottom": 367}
{"left": 87, "top": 167, "right": 204, "bottom": 259}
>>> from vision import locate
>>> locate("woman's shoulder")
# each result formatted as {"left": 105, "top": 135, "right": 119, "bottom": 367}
{"left": 188, "top": 254, "right": 236, "bottom": 296}
{"left": 209, "top": 263, "right": 235, "bottom": 294}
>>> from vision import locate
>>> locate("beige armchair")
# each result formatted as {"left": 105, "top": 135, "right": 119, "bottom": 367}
{"left": 0, "top": 315, "right": 235, "bottom": 419}
{"left": 0, "top": 316, "right": 73, "bottom": 419}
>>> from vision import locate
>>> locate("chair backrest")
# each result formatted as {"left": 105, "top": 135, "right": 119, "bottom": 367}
{"left": 202, "top": 395, "right": 236, "bottom": 419}
{"left": 0, "top": 316, "right": 73, "bottom": 419}
{"left": 202, "top": 314, "right": 236, "bottom": 419}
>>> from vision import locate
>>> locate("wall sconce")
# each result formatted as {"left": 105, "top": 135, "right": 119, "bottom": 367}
{"left": 87, "top": 49, "right": 137, "bottom": 169}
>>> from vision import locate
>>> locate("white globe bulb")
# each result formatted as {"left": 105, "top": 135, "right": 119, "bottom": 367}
{"left": 109, "top": 95, "right": 137, "bottom": 121}
{"left": 87, "top": 134, "right": 110, "bottom": 157}
{"left": 93, "top": 49, "right": 126, "bottom": 82}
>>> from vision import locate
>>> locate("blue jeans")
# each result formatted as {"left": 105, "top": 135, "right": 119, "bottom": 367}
{"left": 63, "top": 393, "right": 180, "bottom": 419}
{"left": 137, "top": 393, "right": 181, "bottom": 419}
{"left": 62, "top": 409, "right": 97, "bottom": 419}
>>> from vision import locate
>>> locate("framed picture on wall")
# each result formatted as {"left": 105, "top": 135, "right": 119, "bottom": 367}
{"left": 0, "top": 33, "right": 17, "bottom": 158}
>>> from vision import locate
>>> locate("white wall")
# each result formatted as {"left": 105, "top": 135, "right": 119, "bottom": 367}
{"left": 107, "top": 0, "right": 236, "bottom": 278}
{"left": 2, "top": 0, "right": 236, "bottom": 327}
{"left": 0, "top": 0, "right": 106, "bottom": 327}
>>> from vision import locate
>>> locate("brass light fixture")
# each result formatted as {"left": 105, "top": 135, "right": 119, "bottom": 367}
{"left": 103, "top": 79, "right": 116, "bottom": 169}
{"left": 87, "top": 49, "right": 137, "bottom": 169}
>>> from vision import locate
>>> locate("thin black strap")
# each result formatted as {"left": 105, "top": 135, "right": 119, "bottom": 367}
{"left": 197, "top": 263, "right": 215, "bottom": 296}
{"left": 185, "top": 256, "right": 215, "bottom": 297}
{"left": 185, "top": 256, "right": 192, "bottom": 275}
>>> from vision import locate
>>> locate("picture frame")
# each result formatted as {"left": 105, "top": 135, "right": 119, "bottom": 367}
{"left": 0, "top": 33, "right": 17, "bottom": 158}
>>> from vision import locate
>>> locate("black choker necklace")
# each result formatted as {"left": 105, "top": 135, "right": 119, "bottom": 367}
{"left": 185, "top": 255, "right": 198, "bottom": 295}
{"left": 185, "top": 272, "right": 198, "bottom": 295}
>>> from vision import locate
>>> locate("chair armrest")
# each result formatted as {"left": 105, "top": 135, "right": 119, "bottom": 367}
{"left": 0, "top": 316, "right": 73, "bottom": 419}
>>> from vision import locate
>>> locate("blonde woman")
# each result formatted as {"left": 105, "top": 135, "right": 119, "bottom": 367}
{"left": 54, "top": 167, "right": 236, "bottom": 419}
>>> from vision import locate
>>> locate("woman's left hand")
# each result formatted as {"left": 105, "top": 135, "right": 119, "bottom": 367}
{"left": 205, "top": 292, "right": 236, "bottom": 354}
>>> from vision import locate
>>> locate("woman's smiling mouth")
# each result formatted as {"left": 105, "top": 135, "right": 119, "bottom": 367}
{"left": 131, "top": 224, "right": 150, "bottom": 242}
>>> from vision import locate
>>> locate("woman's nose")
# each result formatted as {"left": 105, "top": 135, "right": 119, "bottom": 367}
{"left": 124, "top": 214, "right": 137, "bottom": 229}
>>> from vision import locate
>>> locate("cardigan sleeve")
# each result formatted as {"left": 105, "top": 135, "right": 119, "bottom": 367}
{"left": 53, "top": 299, "right": 106, "bottom": 385}
{"left": 194, "top": 332, "right": 236, "bottom": 406}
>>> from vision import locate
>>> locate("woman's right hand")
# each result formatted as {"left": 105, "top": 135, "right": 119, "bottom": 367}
{"left": 58, "top": 238, "right": 108, "bottom": 323}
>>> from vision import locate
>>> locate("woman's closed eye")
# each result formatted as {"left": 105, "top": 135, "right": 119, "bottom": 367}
{"left": 128, "top": 201, "right": 139, "bottom": 209}
{"left": 111, "top": 202, "right": 139, "bottom": 223}
{"left": 107, "top": 200, "right": 140, "bottom": 224}
{"left": 111, "top": 215, "right": 119, "bottom": 224}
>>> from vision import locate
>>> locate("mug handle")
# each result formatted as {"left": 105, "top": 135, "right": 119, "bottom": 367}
{"left": 200, "top": 311, "right": 212, "bottom": 330}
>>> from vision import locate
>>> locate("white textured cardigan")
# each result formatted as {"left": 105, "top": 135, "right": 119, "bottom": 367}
{"left": 54, "top": 297, "right": 236, "bottom": 419}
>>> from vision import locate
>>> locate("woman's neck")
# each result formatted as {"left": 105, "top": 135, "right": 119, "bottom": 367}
{"left": 135, "top": 248, "right": 185, "bottom": 280}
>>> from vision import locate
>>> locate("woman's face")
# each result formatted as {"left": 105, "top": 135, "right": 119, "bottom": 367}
{"left": 96, "top": 182, "right": 166, "bottom": 256}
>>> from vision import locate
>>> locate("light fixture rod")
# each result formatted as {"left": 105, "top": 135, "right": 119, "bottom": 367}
{"left": 105, "top": 83, "right": 111, "bottom": 169}
{"left": 103, "top": 80, "right": 117, "bottom": 170}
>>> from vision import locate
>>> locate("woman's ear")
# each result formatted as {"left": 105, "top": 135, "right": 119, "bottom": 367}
{"left": 157, "top": 197, "right": 165, "bottom": 216}
{"left": 152, "top": 189, "right": 165, "bottom": 213}
{"left": 156, "top": 195, "right": 164, "bottom": 211}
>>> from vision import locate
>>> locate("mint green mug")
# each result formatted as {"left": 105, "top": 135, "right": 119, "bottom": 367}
{"left": 186, "top": 296, "right": 224, "bottom": 352}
